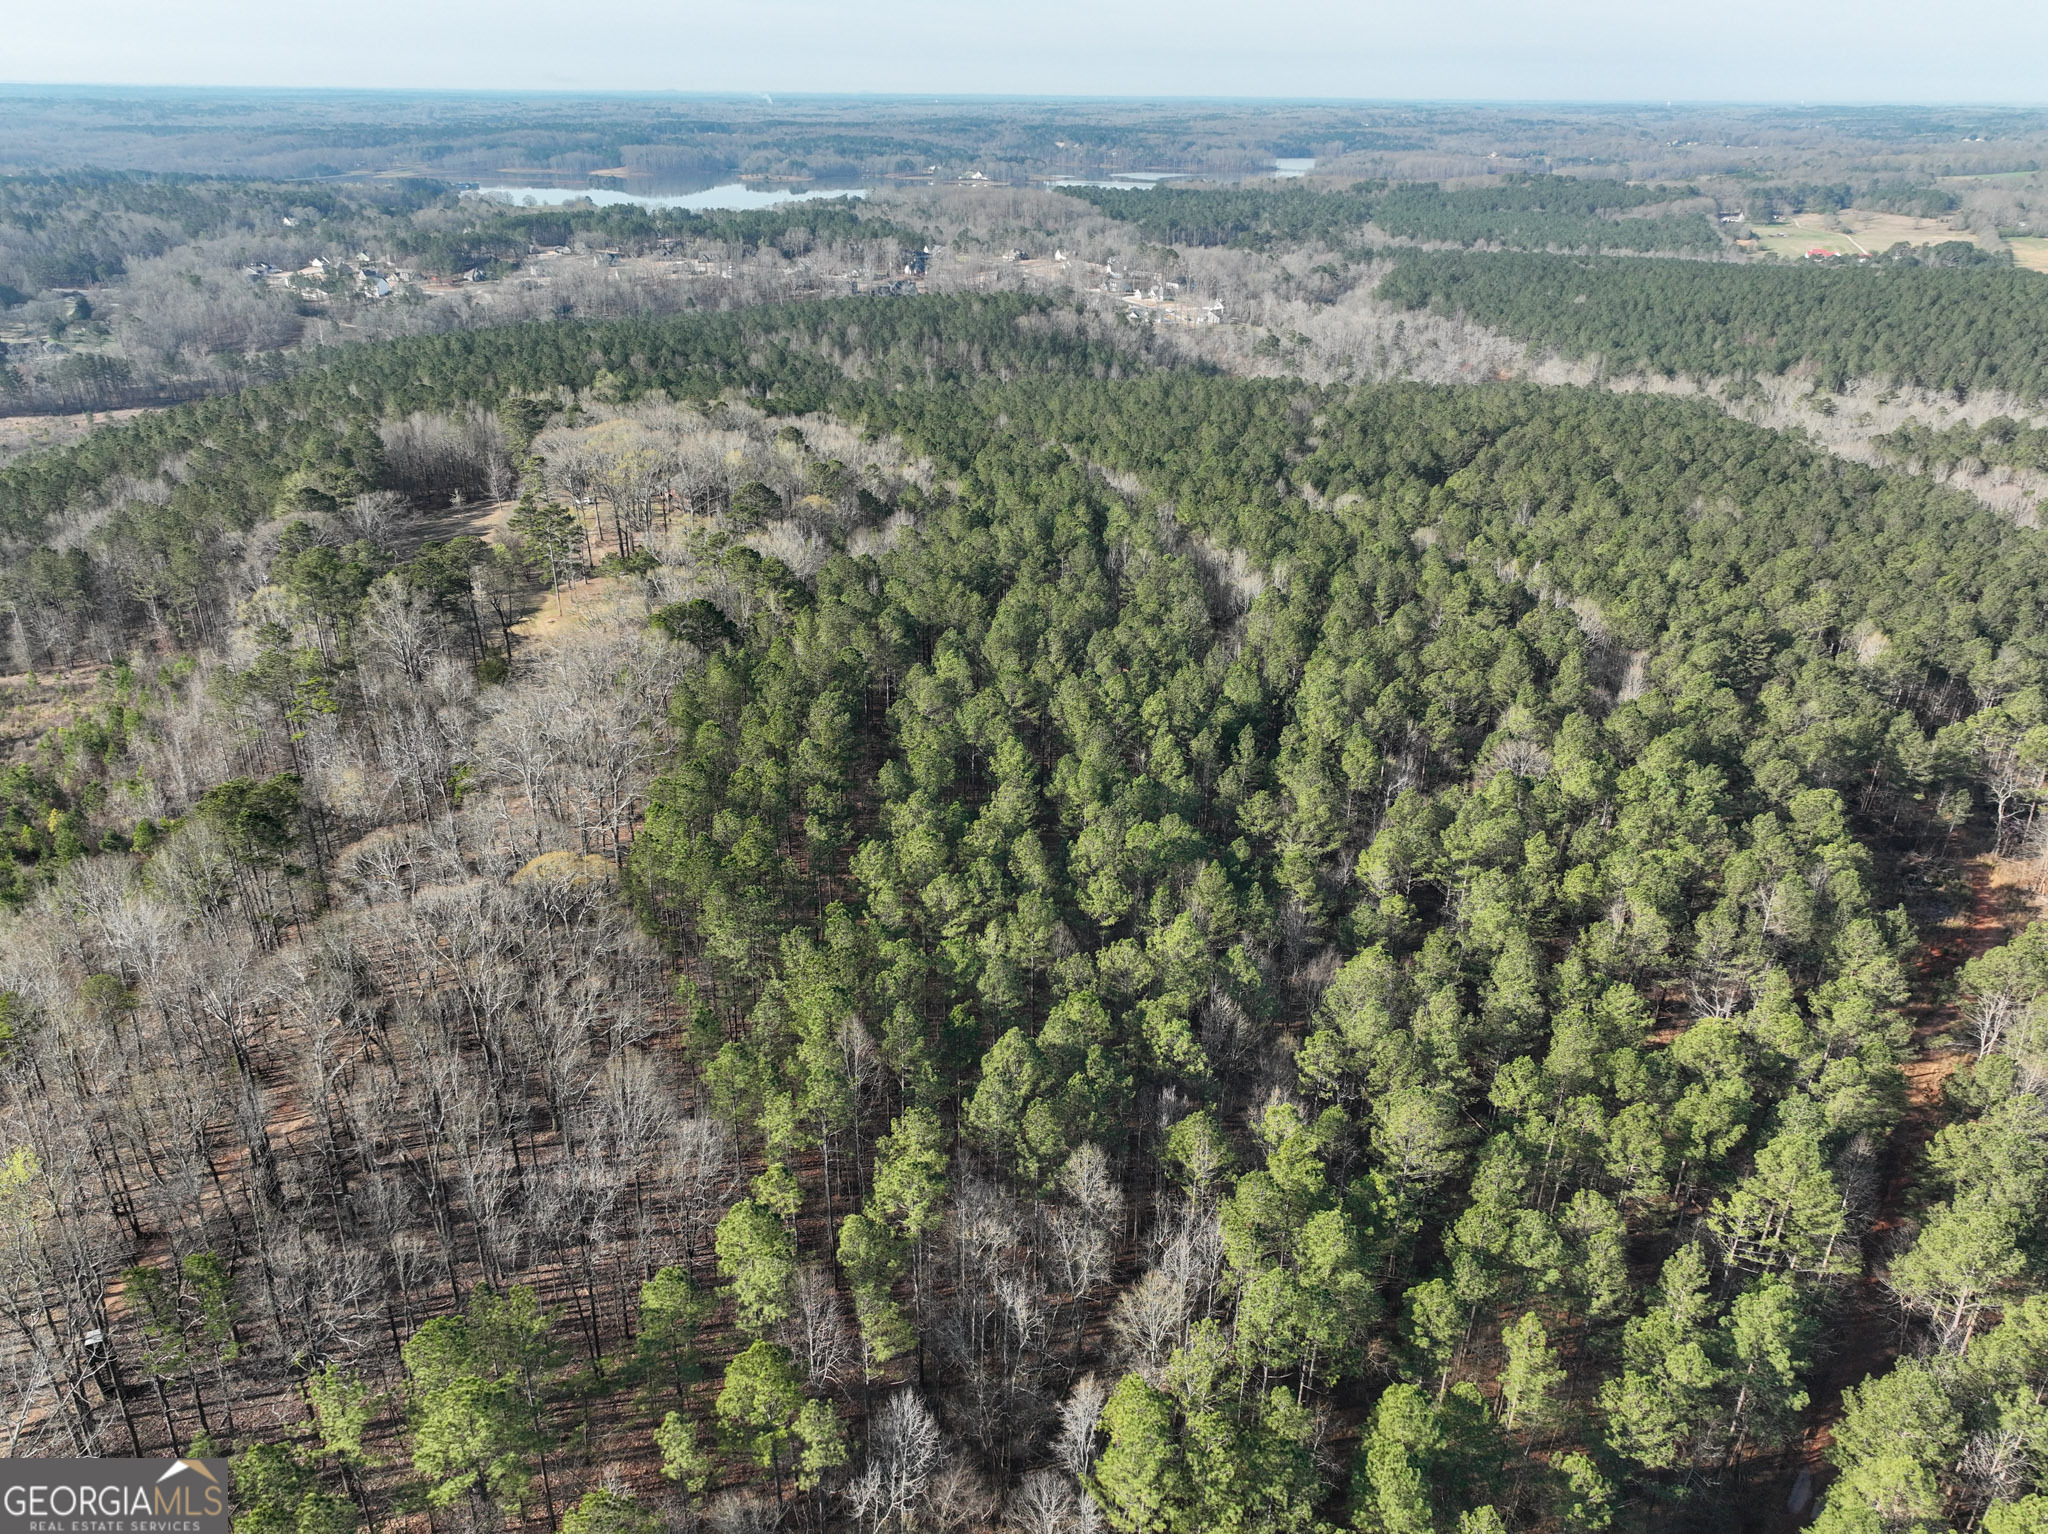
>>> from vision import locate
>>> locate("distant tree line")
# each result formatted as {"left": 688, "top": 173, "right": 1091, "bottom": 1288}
{"left": 1060, "top": 175, "right": 1718, "bottom": 254}
{"left": 1737, "top": 178, "right": 1962, "bottom": 221}
{"left": 1368, "top": 176, "right": 1718, "bottom": 254}
{"left": 1379, "top": 250, "right": 2048, "bottom": 399}
{"left": 1056, "top": 183, "right": 1386, "bottom": 250}
{"left": 0, "top": 171, "right": 447, "bottom": 296}
{"left": 391, "top": 201, "right": 921, "bottom": 279}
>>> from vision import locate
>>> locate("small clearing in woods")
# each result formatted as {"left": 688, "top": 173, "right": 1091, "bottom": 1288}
{"left": 390, "top": 491, "right": 517, "bottom": 554}
{"left": 425, "top": 493, "right": 656, "bottom": 642}
{"left": 518, "top": 573, "right": 633, "bottom": 642}
{"left": 0, "top": 406, "right": 157, "bottom": 467}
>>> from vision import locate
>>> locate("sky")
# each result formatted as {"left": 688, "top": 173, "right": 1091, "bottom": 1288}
{"left": 3, "top": 0, "right": 2044, "bottom": 103}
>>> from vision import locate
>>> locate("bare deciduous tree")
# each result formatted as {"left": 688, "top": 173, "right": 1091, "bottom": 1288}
{"left": 1052, "top": 1374, "right": 1108, "bottom": 1481}
{"left": 1106, "top": 1268, "right": 1189, "bottom": 1378}
{"left": 849, "top": 1389, "right": 945, "bottom": 1532}
{"left": 780, "top": 1264, "right": 854, "bottom": 1391}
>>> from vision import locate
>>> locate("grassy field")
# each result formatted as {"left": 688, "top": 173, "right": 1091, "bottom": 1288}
{"left": 2008, "top": 237, "right": 2048, "bottom": 274}
{"left": 1748, "top": 209, "right": 1983, "bottom": 260}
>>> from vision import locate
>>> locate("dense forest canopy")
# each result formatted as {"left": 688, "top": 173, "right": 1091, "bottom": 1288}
{"left": 1378, "top": 251, "right": 2048, "bottom": 400}
{"left": 892, "top": 374, "right": 2048, "bottom": 686}
{"left": 2, "top": 286, "right": 2048, "bottom": 1533}
{"left": 1367, "top": 177, "right": 1718, "bottom": 254}
{"left": 1054, "top": 184, "right": 1386, "bottom": 250}
{"left": 1059, "top": 176, "right": 1719, "bottom": 254}
{"left": 1874, "top": 414, "right": 2048, "bottom": 476}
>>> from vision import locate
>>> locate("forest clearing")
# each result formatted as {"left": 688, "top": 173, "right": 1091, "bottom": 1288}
{"left": 1747, "top": 210, "right": 1986, "bottom": 260}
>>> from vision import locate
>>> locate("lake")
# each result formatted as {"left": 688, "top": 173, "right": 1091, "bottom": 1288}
{"left": 469, "top": 184, "right": 868, "bottom": 212}
{"left": 1047, "top": 162, "right": 1317, "bottom": 189}
{"left": 1046, "top": 174, "right": 1191, "bottom": 190}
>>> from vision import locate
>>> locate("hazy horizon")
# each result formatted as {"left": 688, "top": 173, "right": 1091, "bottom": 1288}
{"left": 3, "top": 85, "right": 2045, "bottom": 109}
{"left": 5, "top": 0, "right": 2044, "bottom": 105}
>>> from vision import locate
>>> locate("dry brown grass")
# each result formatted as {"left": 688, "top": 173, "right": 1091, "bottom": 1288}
{"left": 0, "top": 406, "right": 156, "bottom": 468}
{"left": 2007, "top": 237, "right": 2048, "bottom": 275}
{"left": 0, "top": 664, "right": 107, "bottom": 762}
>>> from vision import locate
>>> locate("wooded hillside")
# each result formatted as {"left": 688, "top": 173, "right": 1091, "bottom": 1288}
{"left": 1, "top": 295, "right": 2046, "bottom": 1534}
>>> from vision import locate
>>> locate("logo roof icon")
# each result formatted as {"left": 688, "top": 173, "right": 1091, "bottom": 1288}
{"left": 155, "top": 1461, "right": 220, "bottom": 1486}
